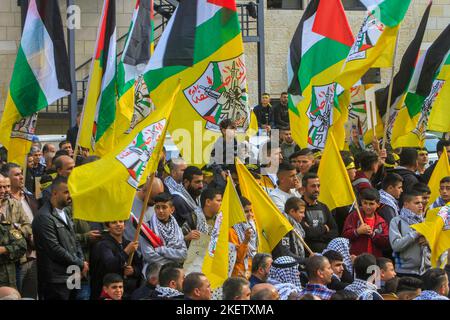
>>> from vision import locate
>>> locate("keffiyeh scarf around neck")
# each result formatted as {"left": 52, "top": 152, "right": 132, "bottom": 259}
{"left": 323, "top": 237, "right": 353, "bottom": 274}
{"left": 155, "top": 286, "right": 183, "bottom": 298}
{"left": 164, "top": 176, "right": 183, "bottom": 194}
{"left": 379, "top": 189, "right": 399, "bottom": 214}
{"left": 286, "top": 214, "right": 306, "bottom": 259}
{"left": 171, "top": 185, "right": 208, "bottom": 234}
{"left": 148, "top": 214, "right": 184, "bottom": 247}
{"left": 268, "top": 256, "right": 302, "bottom": 289}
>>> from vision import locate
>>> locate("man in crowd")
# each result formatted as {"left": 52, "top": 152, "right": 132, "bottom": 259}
{"left": 183, "top": 272, "right": 211, "bottom": 300}
{"left": 146, "top": 193, "right": 187, "bottom": 265}
{"left": 249, "top": 253, "right": 273, "bottom": 288}
{"left": 392, "top": 148, "right": 420, "bottom": 193}
{"left": 389, "top": 191, "right": 430, "bottom": 278}
{"left": 222, "top": 277, "right": 251, "bottom": 300}
{"left": 299, "top": 255, "right": 335, "bottom": 300}
{"left": 411, "top": 183, "right": 432, "bottom": 213}
{"left": 258, "top": 141, "right": 283, "bottom": 191}
{"left": 272, "top": 92, "right": 289, "bottom": 129}
{"left": 301, "top": 173, "right": 338, "bottom": 253}
{"left": 89, "top": 220, "right": 141, "bottom": 300}
{"left": 396, "top": 277, "right": 423, "bottom": 300}
{"left": 148, "top": 263, "right": 184, "bottom": 300}
{"left": 280, "top": 127, "right": 296, "bottom": 160}
{"left": 345, "top": 253, "right": 383, "bottom": 300}
{"left": 422, "top": 139, "right": 450, "bottom": 183}
{"left": 289, "top": 149, "right": 314, "bottom": 180}
{"left": 377, "top": 257, "right": 397, "bottom": 293}
{"left": 253, "top": 93, "right": 273, "bottom": 134}
{"left": 32, "top": 176, "right": 87, "bottom": 300}
{"left": 59, "top": 140, "right": 74, "bottom": 158}
{"left": 182, "top": 188, "right": 222, "bottom": 243}
{"left": 430, "top": 176, "right": 450, "bottom": 209}
{"left": 270, "top": 162, "right": 301, "bottom": 212}
{"left": 352, "top": 151, "right": 380, "bottom": 197}
{"left": 100, "top": 273, "right": 124, "bottom": 301}
{"left": 250, "top": 283, "right": 280, "bottom": 300}
{"left": 322, "top": 250, "right": 350, "bottom": 291}
{"left": 416, "top": 148, "right": 429, "bottom": 175}
{"left": 164, "top": 157, "right": 187, "bottom": 194}
{"left": 343, "top": 188, "right": 389, "bottom": 258}
{"left": 414, "top": 268, "right": 449, "bottom": 300}
{"left": 172, "top": 166, "right": 204, "bottom": 227}
{"left": 378, "top": 173, "right": 403, "bottom": 224}
{"left": 131, "top": 262, "right": 161, "bottom": 300}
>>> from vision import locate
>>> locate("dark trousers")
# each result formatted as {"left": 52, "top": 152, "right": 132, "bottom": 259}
{"left": 42, "top": 282, "right": 79, "bottom": 300}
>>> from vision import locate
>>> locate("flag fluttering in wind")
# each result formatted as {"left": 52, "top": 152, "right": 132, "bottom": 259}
{"left": 68, "top": 84, "right": 180, "bottom": 222}
{"left": 116, "top": 0, "right": 155, "bottom": 139}
{"left": 390, "top": 25, "right": 450, "bottom": 149}
{"left": 235, "top": 158, "right": 293, "bottom": 253}
{"left": 287, "top": 0, "right": 354, "bottom": 151}
{"left": 77, "top": 0, "right": 117, "bottom": 157}
{"left": 142, "top": 0, "right": 250, "bottom": 167}
{"left": 0, "top": 0, "right": 71, "bottom": 167}
{"left": 202, "top": 176, "right": 246, "bottom": 290}
{"left": 336, "top": 0, "right": 412, "bottom": 90}
{"left": 427, "top": 150, "right": 450, "bottom": 208}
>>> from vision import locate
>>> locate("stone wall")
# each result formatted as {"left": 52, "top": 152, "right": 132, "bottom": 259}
{"left": 0, "top": 0, "right": 449, "bottom": 133}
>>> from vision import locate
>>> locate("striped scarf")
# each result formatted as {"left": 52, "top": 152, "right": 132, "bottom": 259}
{"left": 379, "top": 189, "right": 399, "bottom": 215}
{"left": 148, "top": 214, "right": 184, "bottom": 248}
{"left": 164, "top": 176, "right": 183, "bottom": 194}
{"left": 171, "top": 186, "right": 208, "bottom": 234}
{"left": 232, "top": 219, "right": 258, "bottom": 270}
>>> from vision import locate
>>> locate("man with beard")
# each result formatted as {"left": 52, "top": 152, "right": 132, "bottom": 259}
{"left": 164, "top": 158, "right": 187, "bottom": 194}
{"left": 32, "top": 176, "right": 87, "bottom": 300}
{"left": 171, "top": 166, "right": 204, "bottom": 230}
{"left": 273, "top": 92, "right": 289, "bottom": 129}
{"left": 280, "top": 127, "right": 296, "bottom": 161}
{"left": 300, "top": 173, "right": 338, "bottom": 253}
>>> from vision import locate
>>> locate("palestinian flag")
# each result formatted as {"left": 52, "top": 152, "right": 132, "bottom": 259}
{"left": 287, "top": 0, "right": 354, "bottom": 150}
{"left": 0, "top": 0, "right": 71, "bottom": 167}
{"left": 336, "top": 0, "right": 412, "bottom": 90}
{"left": 391, "top": 24, "right": 450, "bottom": 148}
{"left": 374, "top": 2, "right": 431, "bottom": 144}
{"left": 142, "top": 0, "right": 249, "bottom": 166}
{"left": 116, "top": 0, "right": 155, "bottom": 138}
{"left": 77, "top": 0, "right": 117, "bottom": 157}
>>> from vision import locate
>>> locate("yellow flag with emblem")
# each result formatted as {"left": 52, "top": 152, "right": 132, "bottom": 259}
{"left": 68, "top": 84, "right": 180, "bottom": 222}
{"left": 428, "top": 150, "right": 450, "bottom": 207}
{"left": 202, "top": 176, "right": 246, "bottom": 289}
{"left": 411, "top": 205, "right": 450, "bottom": 267}
{"left": 235, "top": 158, "right": 293, "bottom": 253}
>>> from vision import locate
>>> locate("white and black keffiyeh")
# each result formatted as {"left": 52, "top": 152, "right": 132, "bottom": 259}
{"left": 164, "top": 176, "right": 183, "bottom": 194}
{"left": 379, "top": 189, "right": 400, "bottom": 214}
{"left": 149, "top": 214, "right": 184, "bottom": 247}
{"left": 323, "top": 237, "right": 353, "bottom": 274}
{"left": 267, "top": 256, "right": 302, "bottom": 299}
{"left": 155, "top": 286, "right": 183, "bottom": 298}
{"left": 232, "top": 219, "right": 258, "bottom": 269}
{"left": 286, "top": 214, "right": 306, "bottom": 259}
{"left": 171, "top": 185, "right": 209, "bottom": 234}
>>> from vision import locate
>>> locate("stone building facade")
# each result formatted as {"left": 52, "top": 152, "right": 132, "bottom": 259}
{"left": 0, "top": 0, "right": 448, "bottom": 133}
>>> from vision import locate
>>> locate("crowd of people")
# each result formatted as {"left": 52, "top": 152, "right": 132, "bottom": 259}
{"left": 0, "top": 93, "right": 449, "bottom": 301}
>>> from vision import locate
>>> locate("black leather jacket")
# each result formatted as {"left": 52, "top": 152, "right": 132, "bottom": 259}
{"left": 32, "top": 201, "right": 84, "bottom": 284}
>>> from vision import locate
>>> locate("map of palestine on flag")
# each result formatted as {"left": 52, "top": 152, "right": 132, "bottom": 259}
{"left": 335, "top": 0, "right": 412, "bottom": 90}
{"left": 68, "top": 84, "right": 180, "bottom": 222}
{"left": 142, "top": 0, "right": 249, "bottom": 167}
{"left": 374, "top": 2, "right": 431, "bottom": 145}
{"left": 116, "top": 0, "right": 155, "bottom": 139}
{"left": 0, "top": 0, "right": 71, "bottom": 167}
{"left": 391, "top": 25, "right": 450, "bottom": 149}
{"left": 77, "top": 0, "right": 117, "bottom": 157}
{"left": 287, "top": 0, "right": 354, "bottom": 151}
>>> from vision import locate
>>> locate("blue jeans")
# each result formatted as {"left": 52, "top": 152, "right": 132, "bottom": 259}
{"left": 76, "top": 282, "right": 91, "bottom": 300}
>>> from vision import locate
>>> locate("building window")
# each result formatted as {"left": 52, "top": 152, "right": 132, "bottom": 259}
{"left": 267, "top": 0, "right": 304, "bottom": 10}
{"left": 342, "top": 0, "right": 366, "bottom": 11}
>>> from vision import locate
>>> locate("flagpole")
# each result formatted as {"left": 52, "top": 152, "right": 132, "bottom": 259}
{"left": 127, "top": 172, "right": 156, "bottom": 266}
{"left": 354, "top": 201, "right": 365, "bottom": 225}
{"left": 369, "top": 101, "right": 377, "bottom": 138}
{"left": 382, "top": 29, "right": 401, "bottom": 150}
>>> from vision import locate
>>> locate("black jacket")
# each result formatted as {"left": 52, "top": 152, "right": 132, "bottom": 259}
{"left": 301, "top": 200, "right": 339, "bottom": 253}
{"left": 272, "top": 230, "right": 307, "bottom": 264}
{"left": 272, "top": 102, "right": 289, "bottom": 129}
{"left": 422, "top": 161, "right": 437, "bottom": 184}
{"left": 253, "top": 104, "right": 274, "bottom": 128}
{"left": 89, "top": 234, "right": 142, "bottom": 300}
{"left": 32, "top": 201, "right": 84, "bottom": 284}
{"left": 391, "top": 167, "right": 420, "bottom": 192}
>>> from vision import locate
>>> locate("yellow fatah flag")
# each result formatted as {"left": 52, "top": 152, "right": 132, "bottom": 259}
{"left": 318, "top": 132, "right": 356, "bottom": 211}
{"left": 427, "top": 53, "right": 450, "bottom": 133}
{"left": 202, "top": 176, "right": 246, "bottom": 289}
{"left": 411, "top": 206, "right": 450, "bottom": 267}
{"left": 428, "top": 150, "right": 450, "bottom": 207}
{"left": 68, "top": 84, "right": 179, "bottom": 222}
{"left": 235, "top": 158, "right": 293, "bottom": 253}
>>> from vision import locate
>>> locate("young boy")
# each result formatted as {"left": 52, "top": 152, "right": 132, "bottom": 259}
{"left": 378, "top": 173, "right": 404, "bottom": 224}
{"left": 430, "top": 176, "right": 450, "bottom": 209}
{"left": 100, "top": 273, "right": 124, "bottom": 300}
{"left": 343, "top": 188, "right": 389, "bottom": 257}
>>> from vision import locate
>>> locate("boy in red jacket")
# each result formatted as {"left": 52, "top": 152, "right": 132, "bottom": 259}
{"left": 343, "top": 188, "right": 389, "bottom": 257}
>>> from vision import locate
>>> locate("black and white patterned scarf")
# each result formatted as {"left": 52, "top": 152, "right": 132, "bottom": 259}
{"left": 232, "top": 219, "right": 258, "bottom": 269}
{"left": 149, "top": 214, "right": 184, "bottom": 247}
{"left": 171, "top": 185, "right": 208, "bottom": 234}
{"left": 155, "top": 286, "right": 183, "bottom": 298}
{"left": 380, "top": 189, "right": 399, "bottom": 215}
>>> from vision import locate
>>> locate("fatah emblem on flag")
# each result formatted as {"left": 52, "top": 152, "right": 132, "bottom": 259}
{"left": 208, "top": 212, "right": 223, "bottom": 257}
{"left": 184, "top": 55, "right": 248, "bottom": 132}
{"left": 437, "top": 206, "right": 450, "bottom": 231}
{"left": 11, "top": 113, "right": 38, "bottom": 141}
{"left": 347, "top": 12, "right": 384, "bottom": 62}
{"left": 412, "top": 79, "right": 444, "bottom": 141}
{"left": 116, "top": 119, "right": 166, "bottom": 188}
{"left": 127, "top": 75, "right": 156, "bottom": 133}
{"left": 307, "top": 83, "right": 336, "bottom": 149}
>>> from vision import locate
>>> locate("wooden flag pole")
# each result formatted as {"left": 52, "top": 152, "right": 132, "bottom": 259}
{"left": 127, "top": 172, "right": 156, "bottom": 266}
{"left": 382, "top": 29, "right": 401, "bottom": 150}
{"left": 354, "top": 201, "right": 365, "bottom": 225}
{"left": 369, "top": 101, "right": 377, "bottom": 138}
{"left": 292, "top": 228, "right": 314, "bottom": 256}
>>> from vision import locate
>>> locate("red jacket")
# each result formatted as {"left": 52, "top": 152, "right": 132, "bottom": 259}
{"left": 342, "top": 211, "right": 389, "bottom": 258}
